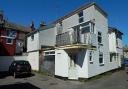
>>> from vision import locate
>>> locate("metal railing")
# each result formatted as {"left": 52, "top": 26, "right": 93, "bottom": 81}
{"left": 56, "top": 30, "right": 96, "bottom": 47}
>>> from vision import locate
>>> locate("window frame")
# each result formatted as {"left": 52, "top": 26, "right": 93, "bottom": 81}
{"left": 6, "top": 38, "right": 13, "bottom": 44}
{"left": 89, "top": 51, "right": 93, "bottom": 64}
{"left": 99, "top": 52, "right": 104, "bottom": 66}
{"left": 31, "top": 34, "right": 34, "bottom": 41}
{"left": 78, "top": 11, "right": 84, "bottom": 23}
{"left": 98, "top": 31, "right": 102, "bottom": 44}
{"left": 110, "top": 54, "right": 113, "bottom": 62}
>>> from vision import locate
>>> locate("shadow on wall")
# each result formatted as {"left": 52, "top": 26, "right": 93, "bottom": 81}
{"left": 0, "top": 83, "right": 40, "bottom": 89}
{"left": 66, "top": 49, "right": 86, "bottom": 68}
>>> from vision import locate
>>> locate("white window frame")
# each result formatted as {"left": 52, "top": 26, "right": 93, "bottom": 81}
{"left": 6, "top": 38, "right": 13, "bottom": 44}
{"left": 99, "top": 52, "right": 104, "bottom": 66}
{"left": 78, "top": 11, "right": 84, "bottom": 23}
{"left": 89, "top": 51, "right": 93, "bottom": 63}
{"left": 98, "top": 31, "right": 102, "bottom": 44}
{"left": 31, "top": 34, "right": 34, "bottom": 41}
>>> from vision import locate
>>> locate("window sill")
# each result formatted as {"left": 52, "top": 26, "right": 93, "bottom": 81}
{"left": 99, "top": 64, "right": 104, "bottom": 66}
{"left": 6, "top": 43, "right": 13, "bottom": 45}
{"left": 98, "top": 43, "right": 103, "bottom": 46}
{"left": 89, "top": 61, "right": 93, "bottom": 64}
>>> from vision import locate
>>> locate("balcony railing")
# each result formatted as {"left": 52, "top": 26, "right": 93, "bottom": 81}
{"left": 56, "top": 30, "right": 96, "bottom": 47}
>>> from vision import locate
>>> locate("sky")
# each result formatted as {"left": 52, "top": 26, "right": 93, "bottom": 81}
{"left": 0, "top": 0, "right": 128, "bottom": 46}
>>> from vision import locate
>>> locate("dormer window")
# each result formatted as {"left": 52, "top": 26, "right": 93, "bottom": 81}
{"left": 78, "top": 11, "right": 84, "bottom": 23}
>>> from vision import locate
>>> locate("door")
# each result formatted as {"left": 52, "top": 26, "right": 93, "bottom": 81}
{"left": 68, "top": 54, "right": 78, "bottom": 79}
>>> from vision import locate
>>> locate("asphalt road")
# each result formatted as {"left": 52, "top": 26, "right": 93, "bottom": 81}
{"left": 0, "top": 70, "right": 128, "bottom": 89}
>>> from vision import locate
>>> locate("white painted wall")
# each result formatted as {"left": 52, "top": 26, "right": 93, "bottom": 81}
{"left": 55, "top": 50, "right": 69, "bottom": 77}
{"left": 27, "top": 51, "right": 39, "bottom": 71}
{"left": 56, "top": 6, "right": 95, "bottom": 34}
{"left": 109, "top": 32, "right": 117, "bottom": 53}
{"left": 77, "top": 50, "right": 89, "bottom": 78}
{"left": 0, "top": 56, "right": 27, "bottom": 71}
{"left": 27, "top": 32, "right": 39, "bottom": 52}
{"left": 39, "top": 27, "right": 57, "bottom": 47}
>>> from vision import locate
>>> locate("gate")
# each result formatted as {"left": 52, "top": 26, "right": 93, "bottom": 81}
{"left": 39, "top": 50, "right": 55, "bottom": 75}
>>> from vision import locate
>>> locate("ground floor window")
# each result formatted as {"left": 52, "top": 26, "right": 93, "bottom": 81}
{"left": 89, "top": 51, "right": 93, "bottom": 64}
{"left": 110, "top": 53, "right": 113, "bottom": 62}
{"left": 99, "top": 52, "right": 104, "bottom": 66}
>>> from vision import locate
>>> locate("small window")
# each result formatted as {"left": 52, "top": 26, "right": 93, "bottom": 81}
{"left": 31, "top": 34, "right": 34, "bottom": 41}
{"left": 79, "top": 17, "right": 84, "bottom": 23}
{"left": 78, "top": 11, "right": 83, "bottom": 17}
{"left": 81, "top": 26, "right": 90, "bottom": 34}
{"left": 78, "top": 11, "right": 84, "bottom": 23}
{"left": 89, "top": 51, "right": 93, "bottom": 63}
{"left": 110, "top": 54, "right": 113, "bottom": 62}
{"left": 99, "top": 52, "right": 104, "bottom": 65}
{"left": 6, "top": 38, "right": 13, "bottom": 44}
{"left": 98, "top": 32, "right": 102, "bottom": 44}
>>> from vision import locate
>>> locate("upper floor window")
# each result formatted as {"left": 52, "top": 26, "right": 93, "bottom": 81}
{"left": 98, "top": 32, "right": 102, "bottom": 44}
{"left": 31, "top": 34, "right": 34, "bottom": 41}
{"left": 78, "top": 11, "right": 83, "bottom": 17}
{"left": 78, "top": 11, "right": 84, "bottom": 23}
{"left": 6, "top": 38, "right": 13, "bottom": 44}
{"left": 81, "top": 26, "right": 90, "bottom": 34}
{"left": 6, "top": 29, "right": 17, "bottom": 38}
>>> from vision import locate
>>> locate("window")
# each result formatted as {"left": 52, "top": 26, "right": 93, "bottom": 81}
{"left": 31, "top": 34, "right": 34, "bottom": 41}
{"left": 110, "top": 54, "right": 113, "bottom": 62}
{"left": 6, "top": 29, "right": 17, "bottom": 37}
{"left": 6, "top": 38, "right": 13, "bottom": 44}
{"left": 78, "top": 11, "right": 83, "bottom": 17}
{"left": 79, "top": 18, "right": 84, "bottom": 23}
{"left": 78, "top": 11, "right": 84, "bottom": 23}
{"left": 99, "top": 52, "right": 104, "bottom": 65}
{"left": 81, "top": 26, "right": 90, "bottom": 34}
{"left": 98, "top": 32, "right": 102, "bottom": 44}
{"left": 89, "top": 51, "right": 93, "bottom": 63}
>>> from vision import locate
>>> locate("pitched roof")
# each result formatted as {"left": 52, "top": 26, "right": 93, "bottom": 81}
{"left": 26, "top": 24, "right": 55, "bottom": 37}
{"left": 52, "top": 2, "right": 107, "bottom": 24}
{"left": 5, "top": 22, "right": 32, "bottom": 32}
{"left": 108, "top": 27, "right": 123, "bottom": 35}
{"left": 0, "top": 21, "right": 32, "bottom": 33}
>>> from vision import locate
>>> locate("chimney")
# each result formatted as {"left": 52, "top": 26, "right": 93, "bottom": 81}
{"left": 40, "top": 21, "right": 46, "bottom": 28}
{"left": 30, "top": 21, "right": 35, "bottom": 31}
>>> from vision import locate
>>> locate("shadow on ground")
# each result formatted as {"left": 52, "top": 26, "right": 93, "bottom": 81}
{"left": 0, "top": 71, "right": 35, "bottom": 79}
{"left": 0, "top": 82, "right": 40, "bottom": 89}
{"left": 16, "top": 73, "right": 35, "bottom": 79}
{"left": 0, "top": 72, "right": 9, "bottom": 79}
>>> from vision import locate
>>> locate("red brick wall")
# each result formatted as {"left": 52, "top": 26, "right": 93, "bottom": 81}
{"left": 0, "top": 28, "right": 17, "bottom": 56}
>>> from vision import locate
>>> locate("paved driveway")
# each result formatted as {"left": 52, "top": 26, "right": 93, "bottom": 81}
{"left": 0, "top": 70, "right": 128, "bottom": 89}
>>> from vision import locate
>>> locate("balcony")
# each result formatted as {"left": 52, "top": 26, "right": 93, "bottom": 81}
{"left": 56, "top": 29, "right": 96, "bottom": 49}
